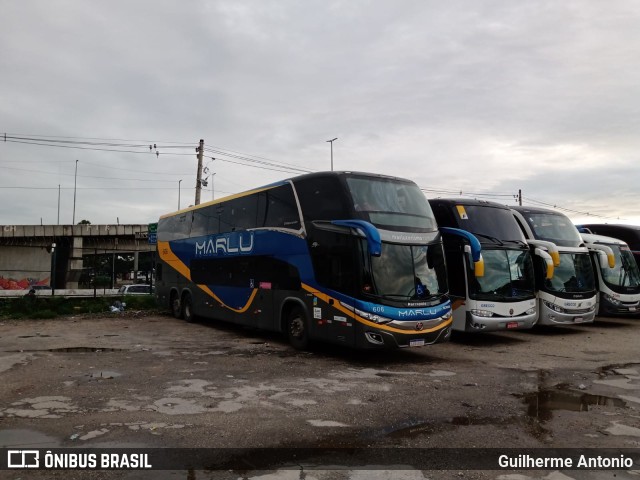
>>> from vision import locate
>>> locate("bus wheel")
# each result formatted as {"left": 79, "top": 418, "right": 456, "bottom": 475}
{"left": 182, "top": 293, "right": 195, "bottom": 323}
{"left": 287, "top": 307, "right": 309, "bottom": 350}
{"left": 170, "top": 292, "right": 182, "bottom": 319}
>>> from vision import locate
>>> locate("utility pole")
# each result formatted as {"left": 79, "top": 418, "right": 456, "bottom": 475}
{"left": 518, "top": 189, "right": 522, "bottom": 206}
{"left": 195, "top": 139, "right": 204, "bottom": 205}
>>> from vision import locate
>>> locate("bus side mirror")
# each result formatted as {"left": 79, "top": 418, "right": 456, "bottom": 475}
{"left": 464, "top": 245, "right": 484, "bottom": 277}
{"left": 534, "top": 247, "right": 554, "bottom": 279}
{"left": 599, "top": 251, "right": 615, "bottom": 269}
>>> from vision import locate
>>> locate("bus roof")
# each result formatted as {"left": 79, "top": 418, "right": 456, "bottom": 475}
{"left": 428, "top": 198, "right": 511, "bottom": 210}
{"left": 159, "top": 170, "right": 419, "bottom": 220}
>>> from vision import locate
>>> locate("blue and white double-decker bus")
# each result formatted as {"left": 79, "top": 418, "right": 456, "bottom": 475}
{"left": 155, "top": 171, "right": 457, "bottom": 349}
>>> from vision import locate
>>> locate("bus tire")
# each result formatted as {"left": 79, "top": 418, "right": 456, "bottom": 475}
{"left": 182, "top": 293, "right": 195, "bottom": 323}
{"left": 287, "top": 307, "right": 309, "bottom": 350}
{"left": 170, "top": 291, "right": 182, "bottom": 319}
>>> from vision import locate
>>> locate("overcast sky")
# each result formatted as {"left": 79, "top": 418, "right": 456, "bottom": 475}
{"left": 2, "top": 1, "right": 640, "bottom": 227}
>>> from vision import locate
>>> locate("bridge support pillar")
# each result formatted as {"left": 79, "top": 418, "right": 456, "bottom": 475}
{"left": 66, "top": 236, "right": 84, "bottom": 289}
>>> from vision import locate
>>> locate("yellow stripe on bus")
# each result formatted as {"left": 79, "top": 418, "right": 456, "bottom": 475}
{"left": 157, "top": 240, "right": 258, "bottom": 313}
{"left": 301, "top": 284, "right": 452, "bottom": 335}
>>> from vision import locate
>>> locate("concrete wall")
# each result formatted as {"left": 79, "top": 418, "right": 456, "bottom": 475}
{"left": 0, "top": 246, "right": 51, "bottom": 288}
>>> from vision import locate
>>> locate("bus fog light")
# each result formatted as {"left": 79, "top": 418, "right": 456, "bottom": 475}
{"left": 365, "top": 332, "right": 384, "bottom": 344}
{"left": 543, "top": 300, "right": 566, "bottom": 313}
{"left": 603, "top": 294, "right": 622, "bottom": 306}
{"left": 525, "top": 307, "right": 535, "bottom": 315}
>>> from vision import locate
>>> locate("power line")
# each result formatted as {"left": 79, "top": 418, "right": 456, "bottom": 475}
{"left": 523, "top": 196, "right": 623, "bottom": 220}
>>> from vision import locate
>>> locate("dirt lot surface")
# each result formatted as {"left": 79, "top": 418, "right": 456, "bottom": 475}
{"left": 0, "top": 312, "right": 639, "bottom": 479}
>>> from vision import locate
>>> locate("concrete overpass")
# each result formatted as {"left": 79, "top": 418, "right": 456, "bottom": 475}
{"left": 0, "top": 224, "right": 155, "bottom": 289}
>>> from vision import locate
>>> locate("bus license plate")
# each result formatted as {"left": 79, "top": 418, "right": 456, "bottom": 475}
{"left": 410, "top": 339, "right": 425, "bottom": 347}
{"left": 506, "top": 322, "right": 519, "bottom": 329}
{"left": 574, "top": 317, "right": 585, "bottom": 323}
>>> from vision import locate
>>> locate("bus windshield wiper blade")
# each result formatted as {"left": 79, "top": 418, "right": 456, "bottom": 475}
{"left": 469, "top": 232, "right": 504, "bottom": 246}
{"left": 380, "top": 294, "right": 411, "bottom": 299}
{"left": 502, "top": 239, "right": 529, "bottom": 247}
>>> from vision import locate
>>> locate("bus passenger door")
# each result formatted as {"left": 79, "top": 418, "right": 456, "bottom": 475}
{"left": 308, "top": 228, "right": 359, "bottom": 347}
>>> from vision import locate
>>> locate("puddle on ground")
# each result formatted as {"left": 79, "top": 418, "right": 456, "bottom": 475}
{"left": 520, "top": 387, "right": 627, "bottom": 423}
{"left": 89, "top": 371, "right": 122, "bottom": 379}
{"left": 383, "top": 415, "right": 514, "bottom": 439}
{"left": 49, "top": 347, "right": 125, "bottom": 353}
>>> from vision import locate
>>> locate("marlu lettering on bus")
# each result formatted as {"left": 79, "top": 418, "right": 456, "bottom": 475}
{"left": 195, "top": 232, "right": 254, "bottom": 256}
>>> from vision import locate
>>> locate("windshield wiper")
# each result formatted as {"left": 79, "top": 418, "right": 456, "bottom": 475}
{"left": 469, "top": 232, "right": 504, "bottom": 246}
{"left": 380, "top": 294, "right": 411, "bottom": 300}
{"left": 502, "top": 239, "right": 529, "bottom": 248}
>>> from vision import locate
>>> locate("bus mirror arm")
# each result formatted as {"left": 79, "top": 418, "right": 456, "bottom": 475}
{"left": 442, "top": 228, "right": 484, "bottom": 277}
{"left": 331, "top": 220, "right": 382, "bottom": 257}
{"left": 527, "top": 240, "right": 560, "bottom": 266}
{"left": 586, "top": 243, "right": 616, "bottom": 269}
{"left": 534, "top": 247, "right": 554, "bottom": 279}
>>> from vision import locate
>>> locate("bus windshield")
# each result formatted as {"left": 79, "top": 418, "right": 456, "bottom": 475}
{"left": 468, "top": 249, "right": 535, "bottom": 300}
{"left": 345, "top": 177, "right": 437, "bottom": 232}
{"left": 544, "top": 252, "right": 595, "bottom": 293}
{"left": 601, "top": 245, "right": 640, "bottom": 290}
{"left": 369, "top": 242, "right": 447, "bottom": 301}
{"left": 521, "top": 213, "right": 583, "bottom": 247}
{"left": 456, "top": 205, "right": 526, "bottom": 243}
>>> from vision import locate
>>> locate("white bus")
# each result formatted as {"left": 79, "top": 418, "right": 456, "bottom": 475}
{"left": 429, "top": 199, "right": 554, "bottom": 332}
{"left": 511, "top": 206, "right": 597, "bottom": 325}
{"left": 580, "top": 232, "right": 640, "bottom": 316}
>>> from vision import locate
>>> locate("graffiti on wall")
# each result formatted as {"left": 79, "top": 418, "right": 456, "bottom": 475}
{"left": 0, "top": 277, "right": 50, "bottom": 290}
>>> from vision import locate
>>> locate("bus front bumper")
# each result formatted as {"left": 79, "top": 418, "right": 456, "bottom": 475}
{"left": 464, "top": 312, "right": 537, "bottom": 332}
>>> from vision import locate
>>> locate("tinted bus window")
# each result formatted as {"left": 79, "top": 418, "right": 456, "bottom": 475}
{"left": 191, "top": 205, "right": 217, "bottom": 237}
{"left": 157, "top": 213, "right": 191, "bottom": 241}
{"left": 345, "top": 177, "right": 437, "bottom": 232}
{"left": 260, "top": 184, "right": 301, "bottom": 229}
{"left": 449, "top": 205, "right": 526, "bottom": 242}
{"left": 294, "top": 176, "right": 351, "bottom": 221}
{"left": 522, "top": 213, "right": 583, "bottom": 247}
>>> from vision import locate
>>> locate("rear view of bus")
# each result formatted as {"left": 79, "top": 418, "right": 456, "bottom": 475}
{"left": 429, "top": 199, "right": 537, "bottom": 332}
{"left": 581, "top": 232, "right": 640, "bottom": 315}
{"left": 512, "top": 206, "right": 597, "bottom": 325}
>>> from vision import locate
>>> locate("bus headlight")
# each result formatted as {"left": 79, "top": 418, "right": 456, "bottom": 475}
{"left": 543, "top": 300, "right": 566, "bottom": 313}
{"left": 525, "top": 307, "right": 536, "bottom": 315}
{"left": 470, "top": 309, "right": 494, "bottom": 317}
{"left": 603, "top": 294, "right": 622, "bottom": 306}
{"left": 355, "top": 308, "right": 393, "bottom": 324}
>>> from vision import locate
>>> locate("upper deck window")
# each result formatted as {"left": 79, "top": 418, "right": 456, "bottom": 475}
{"left": 523, "top": 213, "right": 583, "bottom": 247}
{"left": 345, "top": 177, "right": 437, "bottom": 232}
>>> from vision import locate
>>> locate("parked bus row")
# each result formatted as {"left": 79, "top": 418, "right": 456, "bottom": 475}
{"left": 154, "top": 171, "right": 640, "bottom": 350}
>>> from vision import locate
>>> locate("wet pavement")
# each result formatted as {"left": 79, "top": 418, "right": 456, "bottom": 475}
{"left": 0, "top": 313, "right": 639, "bottom": 479}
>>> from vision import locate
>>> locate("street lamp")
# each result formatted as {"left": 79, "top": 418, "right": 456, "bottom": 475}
{"left": 72, "top": 159, "right": 78, "bottom": 224}
{"left": 326, "top": 138, "right": 337, "bottom": 171}
{"left": 178, "top": 179, "right": 182, "bottom": 210}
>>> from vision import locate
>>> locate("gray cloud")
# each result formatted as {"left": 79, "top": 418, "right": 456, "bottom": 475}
{"left": 2, "top": 0, "right": 640, "bottom": 225}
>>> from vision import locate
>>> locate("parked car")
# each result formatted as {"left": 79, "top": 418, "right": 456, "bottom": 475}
{"left": 118, "top": 284, "right": 154, "bottom": 295}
